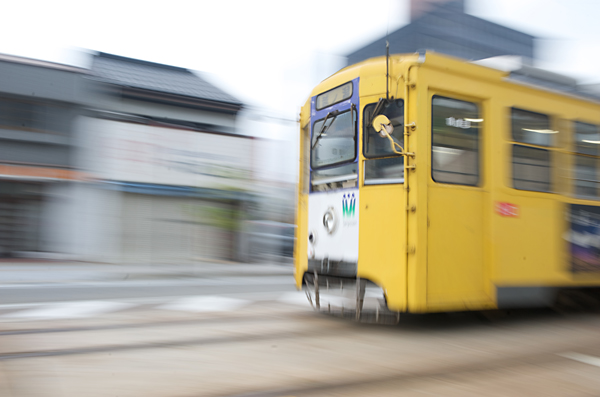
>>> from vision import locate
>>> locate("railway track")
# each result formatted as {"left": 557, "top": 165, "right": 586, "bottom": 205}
{"left": 221, "top": 350, "right": 595, "bottom": 397}
{"left": 1, "top": 303, "right": 600, "bottom": 396}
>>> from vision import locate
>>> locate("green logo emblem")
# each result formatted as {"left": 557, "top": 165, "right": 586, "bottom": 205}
{"left": 342, "top": 193, "right": 356, "bottom": 218}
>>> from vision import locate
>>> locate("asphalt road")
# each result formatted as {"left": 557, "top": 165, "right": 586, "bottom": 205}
{"left": 0, "top": 276, "right": 297, "bottom": 305}
{"left": 2, "top": 268, "right": 600, "bottom": 395}
{"left": 1, "top": 294, "right": 600, "bottom": 396}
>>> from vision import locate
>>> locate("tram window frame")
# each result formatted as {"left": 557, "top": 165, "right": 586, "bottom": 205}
{"left": 301, "top": 123, "right": 310, "bottom": 194}
{"left": 510, "top": 107, "right": 554, "bottom": 193}
{"left": 573, "top": 121, "right": 600, "bottom": 198}
{"left": 431, "top": 95, "right": 481, "bottom": 186}
{"left": 362, "top": 99, "right": 404, "bottom": 185}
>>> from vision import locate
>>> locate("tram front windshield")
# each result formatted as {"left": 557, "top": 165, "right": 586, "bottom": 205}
{"left": 311, "top": 109, "right": 356, "bottom": 169}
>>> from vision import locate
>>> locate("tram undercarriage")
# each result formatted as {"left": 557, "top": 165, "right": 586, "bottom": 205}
{"left": 303, "top": 272, "right": 400, "bottom": 324}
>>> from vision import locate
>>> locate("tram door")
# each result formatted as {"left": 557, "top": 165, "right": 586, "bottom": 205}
{"left": 426, "top": 95, "right": 489, "bottom": 309}
{"left": 358, "top": 99, "right": 407, "bottom": 311}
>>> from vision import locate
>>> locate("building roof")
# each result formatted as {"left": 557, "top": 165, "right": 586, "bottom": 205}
{"left": 91, "top": 52, "right": 242, "bottom": 107}
{"left": 0, "top": 53, "right": 88, "bottom": 74}
{"left": 346, "top": 1, "right": 535, "bottom": 65}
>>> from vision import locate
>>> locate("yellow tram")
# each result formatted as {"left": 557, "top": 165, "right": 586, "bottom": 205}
{"left": 294, "top": 52, "right": 600, "bottom": 321}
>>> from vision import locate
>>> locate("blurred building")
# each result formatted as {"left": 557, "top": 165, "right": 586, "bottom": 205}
{"left": 0, "top": 50, "right": 267, "bottom": 263}
{"left": 70, "top": 53, "right": 252, "bottom": 263}
{"left": 0, "top": 55, "right": 88, "bottom": 258}
{"left": 346, "top": 0, "right": 535, "bottom": 65}
{"left": 0, "top": 50, "right": 303, "bottom": 264}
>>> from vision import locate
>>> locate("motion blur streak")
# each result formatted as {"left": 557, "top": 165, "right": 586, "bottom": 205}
{"left": 1, "top": 1, "right": 600, "bottom": 396}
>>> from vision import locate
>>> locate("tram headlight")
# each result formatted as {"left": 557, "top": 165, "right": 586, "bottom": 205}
{"left": 323, "top": 208, "right": 336, "bottom": 234}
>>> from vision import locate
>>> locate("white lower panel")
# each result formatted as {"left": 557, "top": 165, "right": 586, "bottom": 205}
{"left": 307, "top": 189, "right": 359, "bottom": 262}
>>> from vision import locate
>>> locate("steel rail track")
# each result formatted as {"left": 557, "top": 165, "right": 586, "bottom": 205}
{"left": 0, "top": 322, "right": 352, "bottom": 361}
{"left": 0, "top": 311, "right": 316, "bottom": 337}
{"left": 216, "top": 346, "right": 600, "bottom": 397}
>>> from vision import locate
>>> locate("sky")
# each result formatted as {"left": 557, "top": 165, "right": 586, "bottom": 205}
{"left": 0, "top": 0, "right": 404, "bottom": 117}
{"left": 469, "top": 0, "right": 600, "bottom": 83}
{"left": 3, "top": 0, "right": 600, "bottom": 115}
{"left": 2, "top": 0, "right": 600, "bottom": 182}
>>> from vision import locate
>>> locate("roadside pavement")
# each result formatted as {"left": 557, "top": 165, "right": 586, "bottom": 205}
{"left": 0, "top": 259, "right": 293, "bottom": 285}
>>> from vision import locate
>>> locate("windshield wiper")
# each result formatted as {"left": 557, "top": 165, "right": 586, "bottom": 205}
{"left": 368, "top": 98, "right": 389, "bottom": 127}
{"left": 311, "top": 109, "right": 340, "bottom": 150}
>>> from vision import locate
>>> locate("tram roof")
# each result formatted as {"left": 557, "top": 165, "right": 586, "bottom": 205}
{"left": 311, "top": 52, "right": 600, "bottom": 105}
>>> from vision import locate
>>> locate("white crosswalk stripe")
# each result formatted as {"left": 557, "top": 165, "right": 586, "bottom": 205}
{"left": 4, "top": 301, "right": 135, "bottom": 320}
{"left": 558, "top": 352, "right": 600, "bottom": 368}
{"left": 158, "top": 296, "right": 250, "bottom": 312}
{"left": 0, "top": 292, "right": 311, "bottom": 321}
{"left": 276, "top": 291, "right": 313, "bottom": 307}
{"left": 0, "top": 276, "right": 293, "bottom": 289}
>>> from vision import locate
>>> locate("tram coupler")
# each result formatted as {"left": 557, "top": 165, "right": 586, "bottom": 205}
{"left": 314, "top": 270, "right": 320, "bottom": 310}
{"left": 356, "top": 277, "right": 366, "bottom": 321}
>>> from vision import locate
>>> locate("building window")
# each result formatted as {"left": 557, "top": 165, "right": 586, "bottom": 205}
{"left": 0, "top": 97, "right": 63, "bottom": 133}
{"left": 511, "top": 108, "right": 554, "bottom": 192}
{"left": 431, "top": 96, "right": 480, "bottom": 186}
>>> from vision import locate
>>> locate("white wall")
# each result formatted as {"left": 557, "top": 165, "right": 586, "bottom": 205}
{"left": 40, "top": 181, "right": 75, "bottom": 258}
{"left": 41, "top": 181, "right": 123, "bottom": 262}
{"left": 77, "top": 116, "right": 255, "bottom": 191}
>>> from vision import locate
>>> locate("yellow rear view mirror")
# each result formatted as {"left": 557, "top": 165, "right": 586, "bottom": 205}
{"left": 372, "top": 114, "right": 405, "bottom": 155}
{"left": 372, "top": 115, "right": 394, "bottom": 137}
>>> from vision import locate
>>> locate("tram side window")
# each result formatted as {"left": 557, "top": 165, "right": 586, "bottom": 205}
{"left": 363, "top": 100, "right": 404, "bottom": 184}
{"left": 574, "top": 121, "right": 600, "bottom": 198}
{"left": 511, "top": 108, "right": 553, "bottom": 192}
{"left": 512, "top": 145, "right": 551, "bottom": 192}
{"left": 431, "top": 96, "right": 480, "bottom": 186}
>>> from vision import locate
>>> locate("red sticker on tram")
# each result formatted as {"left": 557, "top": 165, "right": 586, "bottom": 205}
{"left": 495, "top": 202, "right": 519, "bottom": 217}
